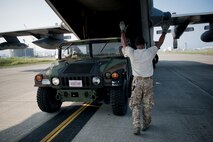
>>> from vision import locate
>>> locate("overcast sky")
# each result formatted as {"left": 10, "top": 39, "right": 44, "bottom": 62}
{"left": 0, "top": 0, "right": 212, "bottom": 51}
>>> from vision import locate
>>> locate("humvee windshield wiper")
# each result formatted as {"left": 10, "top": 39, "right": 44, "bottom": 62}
{"left": 99, "top": 41, "right": 109, "bottom": 53}
{"left": 64, "top": 43, "right": 73, "bottom": 50}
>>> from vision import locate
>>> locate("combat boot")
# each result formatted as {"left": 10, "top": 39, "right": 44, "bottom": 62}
{"left": 142, "top": 123, "right": 150, "bottom": 131}
{"left": 142, "top": 119, "right": 151, "bottom": 131}
{"left": 133, "top": 127, "right": 140, "bottom": 135}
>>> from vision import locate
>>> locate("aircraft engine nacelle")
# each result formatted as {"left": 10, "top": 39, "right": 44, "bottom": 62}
{"left": 0, "top": 42, "right": 28, "bottom": 50}
{"left": 32, "top": 33, "right": 70, "bottom": 49}
{"left": 173, "top": 21, "right": 190, "bottom": 39}
{"left": 32, "top": 38, "right": 67, "bottom": 49}
{"left": 201, "top": 24, "right": 213, "bottom": 42}
{"left": 151, "top": 8, "right": 171, "bottom": 26}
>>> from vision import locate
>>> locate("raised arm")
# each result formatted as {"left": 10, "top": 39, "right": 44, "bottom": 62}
{"left": 155, "top": 33, "right": 166, "bottom": 49}
{"left": 121, "top": 32, "right": 127, "bottom": 48}
{"left": 155, "top": 21, "right": 170, "bottom": 49}
{"left": 119, "top": 21, "right": 128, "bottom": 48}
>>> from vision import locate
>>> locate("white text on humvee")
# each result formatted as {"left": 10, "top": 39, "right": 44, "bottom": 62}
{"left": 34, "top": 38, "right": 132, "bottom": 116}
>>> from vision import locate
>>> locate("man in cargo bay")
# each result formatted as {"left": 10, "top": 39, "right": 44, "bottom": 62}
{"left": 119, "top": 21, "right": 170, "bottom": 135}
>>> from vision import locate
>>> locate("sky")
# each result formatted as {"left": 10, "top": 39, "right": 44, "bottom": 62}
{"left": 154, "top": 0, "right": 213, "bottom": 14}
{"left": 0, "top": 0, "right": 213, "bottom": 53}
{"left": 0, "top": 0, "right": 61, "bottom": 32}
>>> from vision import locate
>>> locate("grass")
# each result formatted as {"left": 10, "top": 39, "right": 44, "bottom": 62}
{"left": 160, "top": 49, "right": 213, "bottom": 55}
{"left": 0, "top": 57, "right": 54, "bottom": 67}
{"left": 179, "top": 50, "right": 213, "bottom": 55}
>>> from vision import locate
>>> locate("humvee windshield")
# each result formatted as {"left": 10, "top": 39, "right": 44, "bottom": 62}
{"left": 59, "top": 39, "right": 122, "bottom": 60}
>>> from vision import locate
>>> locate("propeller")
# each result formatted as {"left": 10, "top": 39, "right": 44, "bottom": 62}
{"left": 173, "top": 38, "right": 178, "bottom": 49}
{"left": 156, "top": 25, "right": 195, "bottom": 49}
{"left": 171, "top": 19, "right": 191, "bottom": 49}
{"left": 173, "top": 20, "right": 190, "bottom": 39}
{"left": 156, "top": 16, "right": 199, "bottom": 49}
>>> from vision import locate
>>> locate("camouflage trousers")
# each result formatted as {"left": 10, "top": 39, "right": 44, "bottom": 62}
{"left": 129, "top": 76, "right": 154, "bottom": 128}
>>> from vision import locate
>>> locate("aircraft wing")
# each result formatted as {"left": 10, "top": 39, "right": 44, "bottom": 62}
{"left": 0, "top": 23, "right": 75, "bottom": 50}
{"left": 155, "top": 12, "right": 213, "bottom": 48}
{"left": 171, "top": 12, "right": 213, "bottom": 42}
{"left": 153, "top": 12, "right": 213, "bottom": 26}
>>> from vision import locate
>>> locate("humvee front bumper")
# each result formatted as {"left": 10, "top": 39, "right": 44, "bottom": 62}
{"left": 56, "top": 89, "right": 97, "bottom": 102}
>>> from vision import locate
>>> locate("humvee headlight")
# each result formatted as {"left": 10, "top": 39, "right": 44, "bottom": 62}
{"left": 105, "top": 72, "right": 111, "bottom": 79}
{"left": 92, "top": 76, "right": 101, "bottom": 85}
{"left": 52, "top": 77, "right": 60, "bottom": 86}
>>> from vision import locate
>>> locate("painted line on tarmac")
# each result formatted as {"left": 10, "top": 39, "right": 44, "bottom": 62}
{"left": 40, "top": 102, "right": 92, "bottom": 142}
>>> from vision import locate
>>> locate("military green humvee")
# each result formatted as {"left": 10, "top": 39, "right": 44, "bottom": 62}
{"left": 34, "top": 37, "right": 132, "bottom": 116}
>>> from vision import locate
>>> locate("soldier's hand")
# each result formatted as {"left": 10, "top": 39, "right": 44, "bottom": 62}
{"left": 119, "top": 21, "right": 128, "bottom": 33}
{"left": 161, "top": 21, "right": 170, "bottom": 34}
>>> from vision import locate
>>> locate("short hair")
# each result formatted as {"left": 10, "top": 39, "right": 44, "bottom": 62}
{"left": 135, "top": 36, "right": 145, "bottom": 46}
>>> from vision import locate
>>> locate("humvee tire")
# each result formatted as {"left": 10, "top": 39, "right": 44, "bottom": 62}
{"left": 37, "top": 87, "right": 62, "bottom": 113}
{"left": 152, "top": 54, "right": 159, "bottom": 69}
{"left": 110, "top": 86, "right": 128, "bottom": 116}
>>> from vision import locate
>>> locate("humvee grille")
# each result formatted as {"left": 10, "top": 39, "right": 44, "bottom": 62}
{"left": 60, "top": 76, "right": 92, "bottom": 88}
{"left": 63, "top": 63, "right": 95, "bottom": 73}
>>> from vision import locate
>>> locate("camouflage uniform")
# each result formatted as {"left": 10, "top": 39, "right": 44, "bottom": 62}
{"left": 129, "top": 76, "right": 154, "bottom": 129}
{"left": 122, "top": 45, "right": 158, "bottom": 131}
{"left": 120, "top": 21, "right": 168, "bottom": 134}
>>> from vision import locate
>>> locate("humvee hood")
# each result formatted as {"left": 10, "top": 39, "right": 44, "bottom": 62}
{"left": 50, "top": 58, "right": 126, "bottom": 76}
